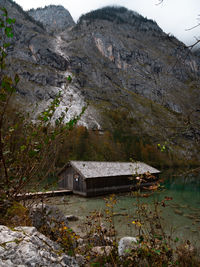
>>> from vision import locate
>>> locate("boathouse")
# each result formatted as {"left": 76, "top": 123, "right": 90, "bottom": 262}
{"left": 58, "top": 161, "right": 160, "bottom": 197}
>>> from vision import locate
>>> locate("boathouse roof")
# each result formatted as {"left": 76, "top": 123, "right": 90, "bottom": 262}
{"left": 61, "top": 161, "right": 160, "bottom": 179}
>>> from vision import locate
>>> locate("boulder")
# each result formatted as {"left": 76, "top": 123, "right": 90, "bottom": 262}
{"left": 30, "top": 203, "right": 68, "bottom": 229}
{"left": 29, "top": 204, "right": 69, "bottom": 242}
{"left": 75, "top": 254, "right": 86, "bottom": 266}
{"left": 65, "top": 215, "right": 79, "bottom": 221}
{"left": 118, "top": 236, "right": 138, "bottom": 256}
{"left": 0, "top": 225, "right": 79, "bottom": 267}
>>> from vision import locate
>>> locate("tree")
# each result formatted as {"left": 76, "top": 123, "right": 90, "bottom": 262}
{"left": 0, "top": 7, "right": 85, "bottom": 206}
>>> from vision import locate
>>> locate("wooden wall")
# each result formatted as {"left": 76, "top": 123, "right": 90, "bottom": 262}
{"left": 58, "top": 167, "right": 86, "bottom": 194}
{"left": 85, "top": 175, "right": 134, "bottom": 196}
{"left": 73, "top": 172, "right": 86, "bottom": 194}
{"left": 58, "top": 167, "right": 74, "bottom": 190}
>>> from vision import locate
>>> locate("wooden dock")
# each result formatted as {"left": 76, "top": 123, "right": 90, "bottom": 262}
{"left": 17, "top": 189, "right": 72, "bottom": 199}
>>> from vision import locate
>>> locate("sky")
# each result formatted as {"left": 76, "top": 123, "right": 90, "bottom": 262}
{"left": 14, "top": 0, "right": 200, "bottom": 46}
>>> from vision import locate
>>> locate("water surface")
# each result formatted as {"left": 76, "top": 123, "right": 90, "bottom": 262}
{"left": 47, "top": 171, "right": 200, "bottom": 245}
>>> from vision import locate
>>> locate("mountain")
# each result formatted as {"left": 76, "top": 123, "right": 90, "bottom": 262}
{"left": 1, "top": 1, "right": 200, "bottom": 162}
{"left": 28, "top": 5, "right": 75, "bottom": 34}
{"left": 0, "top": 0, "right": 74, "bottom": 119}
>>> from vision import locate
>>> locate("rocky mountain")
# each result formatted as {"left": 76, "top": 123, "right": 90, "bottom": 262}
{"left": 28, "top": 5, "right": 75, "bottom": 35}
{"left": 0, "top": 0, "right": 86, "bottom": 125}
{"left": 1, "top": 1, "right": 200, "bottom": 161}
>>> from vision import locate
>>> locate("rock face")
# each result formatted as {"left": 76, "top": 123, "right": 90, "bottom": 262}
{"left": 0, "top": 0, "right": 96, "bottom": 127}
{"left": 0, "top": 225, "right": 79, "bottom": 267}
{"left": 28, "top": 5, "right": 75, "bottom": 34}
{"left": 1, "top": 2, "right": 200, "bottom": 159}
{"left": 69, "top": 7, "right": 200, "bottom": 113}
{"left": 56, "top": 6, "right": 200, "bottom": 159}
{"left": 194, "top": 48, "right": 200, "bottom": 58}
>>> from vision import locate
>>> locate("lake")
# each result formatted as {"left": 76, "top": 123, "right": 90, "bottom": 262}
{"left": 46, "top": 170, "right": 200, "bottom": 245}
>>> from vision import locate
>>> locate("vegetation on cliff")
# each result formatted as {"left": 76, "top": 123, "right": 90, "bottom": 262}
{"left": 78, "top": 6, "right": 160, "bottom": 32}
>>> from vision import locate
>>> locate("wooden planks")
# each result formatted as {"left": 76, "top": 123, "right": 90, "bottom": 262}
{"left": 17, "top": 189, "right": 72, "bottom": 199}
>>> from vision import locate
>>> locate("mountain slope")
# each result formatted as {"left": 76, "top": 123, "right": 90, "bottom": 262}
{"left": 57, "top": 7, "right": 200, "bottom": 159}
{"left": 1, "top": 3, "right": 200, "bottom": 161}
{"left": 0, "top": 0, "right": 91, "bottom": 126}
{"left": 67, "top": 7, "right": 199, "bottom": 114}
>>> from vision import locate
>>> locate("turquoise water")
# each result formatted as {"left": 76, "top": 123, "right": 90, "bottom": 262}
{"left": 47, "top": 171, "right": 200, "bottom": 245}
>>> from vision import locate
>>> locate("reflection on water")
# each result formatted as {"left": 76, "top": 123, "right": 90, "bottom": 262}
{"left": 47, "top": 171, "right": 200, "bottom": 245}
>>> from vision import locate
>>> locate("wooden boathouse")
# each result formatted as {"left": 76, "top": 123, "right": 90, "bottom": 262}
{"left": 58, "top": 161, "right": 160, "bottom": 197}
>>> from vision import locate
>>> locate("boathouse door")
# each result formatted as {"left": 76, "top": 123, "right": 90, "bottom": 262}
{"left": 73, "top": 173, "right": 84, "bottom": 193}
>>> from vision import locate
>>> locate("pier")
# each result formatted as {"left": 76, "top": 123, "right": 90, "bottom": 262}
{"left": 17, "top": 189, "right": 72, "bottom": 199}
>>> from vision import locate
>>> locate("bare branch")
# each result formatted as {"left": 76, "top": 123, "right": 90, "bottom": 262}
{"left": 187, "top": 39, "right": 200, "bottom": 49}
{"left": 186, "top": 23, "right": 200, "bottom": 31}
{"left": 156, "top": 0, "right": 164, "bottom": 5}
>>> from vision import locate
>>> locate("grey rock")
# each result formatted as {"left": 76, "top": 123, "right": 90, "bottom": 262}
{"left": 28, "top": 5, "right": 75, "bottom": 35}
{"left": 29, "top": 204, "right": 68, "bottom": 233}
{"left": 118, "top": 236, "right": 138, "bottom": 256}
{"left": 0, "top": 225, "right": 79, "bottom": 267}
{"left": 77, "top": 238, "right": 84, "bottom": 245}
{"left": 14, "top": 226, "right": 37, "bottom": 235}
{"left": 0, "top": 259, "right": 17, "bottom": 267}
{"left": 65, "top": 215, "right": 79, "bottom": 221}
{"left": 75, "top": 254, "right": 86, "bottom": 266}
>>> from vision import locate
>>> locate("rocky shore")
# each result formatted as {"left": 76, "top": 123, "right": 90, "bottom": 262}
{"left": 0, "top": 204, "right": 139, "bottom": 267}
{"left": 0, "top": 224, "right": 139, "bottom": 267}
{"left": 0, "top": 225, "right": 78, "bottom": 267}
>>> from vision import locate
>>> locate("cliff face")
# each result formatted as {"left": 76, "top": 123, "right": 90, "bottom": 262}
{"left": 67, "top": 7, "right": 199, "bottom": 114}
{"left": 60, "top": 7, "right": 200, "bottom": 159}
{"left": 1, "top": 2, "right": 200, "bottom": 160}
{"left": 0, "top": 0, "right": 89, "bottom": 127}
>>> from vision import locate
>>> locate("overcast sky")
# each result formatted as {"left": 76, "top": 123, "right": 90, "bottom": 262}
{"left": 14, "top": 0, "right": 200, "bottom": 45}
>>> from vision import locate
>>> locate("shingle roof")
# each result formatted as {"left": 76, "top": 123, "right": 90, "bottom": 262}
{"left": 70, "top": 161, "right": 160, "bottom": 179}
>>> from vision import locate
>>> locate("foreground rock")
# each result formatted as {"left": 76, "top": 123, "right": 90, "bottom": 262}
{"left": 118, "top": 236, "right": 138, "bottom": 256}
{"left": 65, "top": 214, "right": 79, "bottom": 221}
{"left": 29, "top": 204, "right": 69, "bottom": 237}
{"left": 0, "top": 225, "right": 79, "bottom": 267}
{"left": 30, "top": 204, "right": 69, "bottom": 228}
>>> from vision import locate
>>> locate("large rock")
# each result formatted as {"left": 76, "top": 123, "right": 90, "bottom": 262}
{"left": 30, "top": 204, "right": 68, "bottom": 229}
{"left": 29, "top": 204, "right": 69, "bottom": 241}
{"left": 118, "top": 236, "right": 138, "bottom": 256}
{"left": 0, "top": 225, "right": 79, "bottom": 267}
{"left": 65, "top": 214, "right": 79, "bottom": 221}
